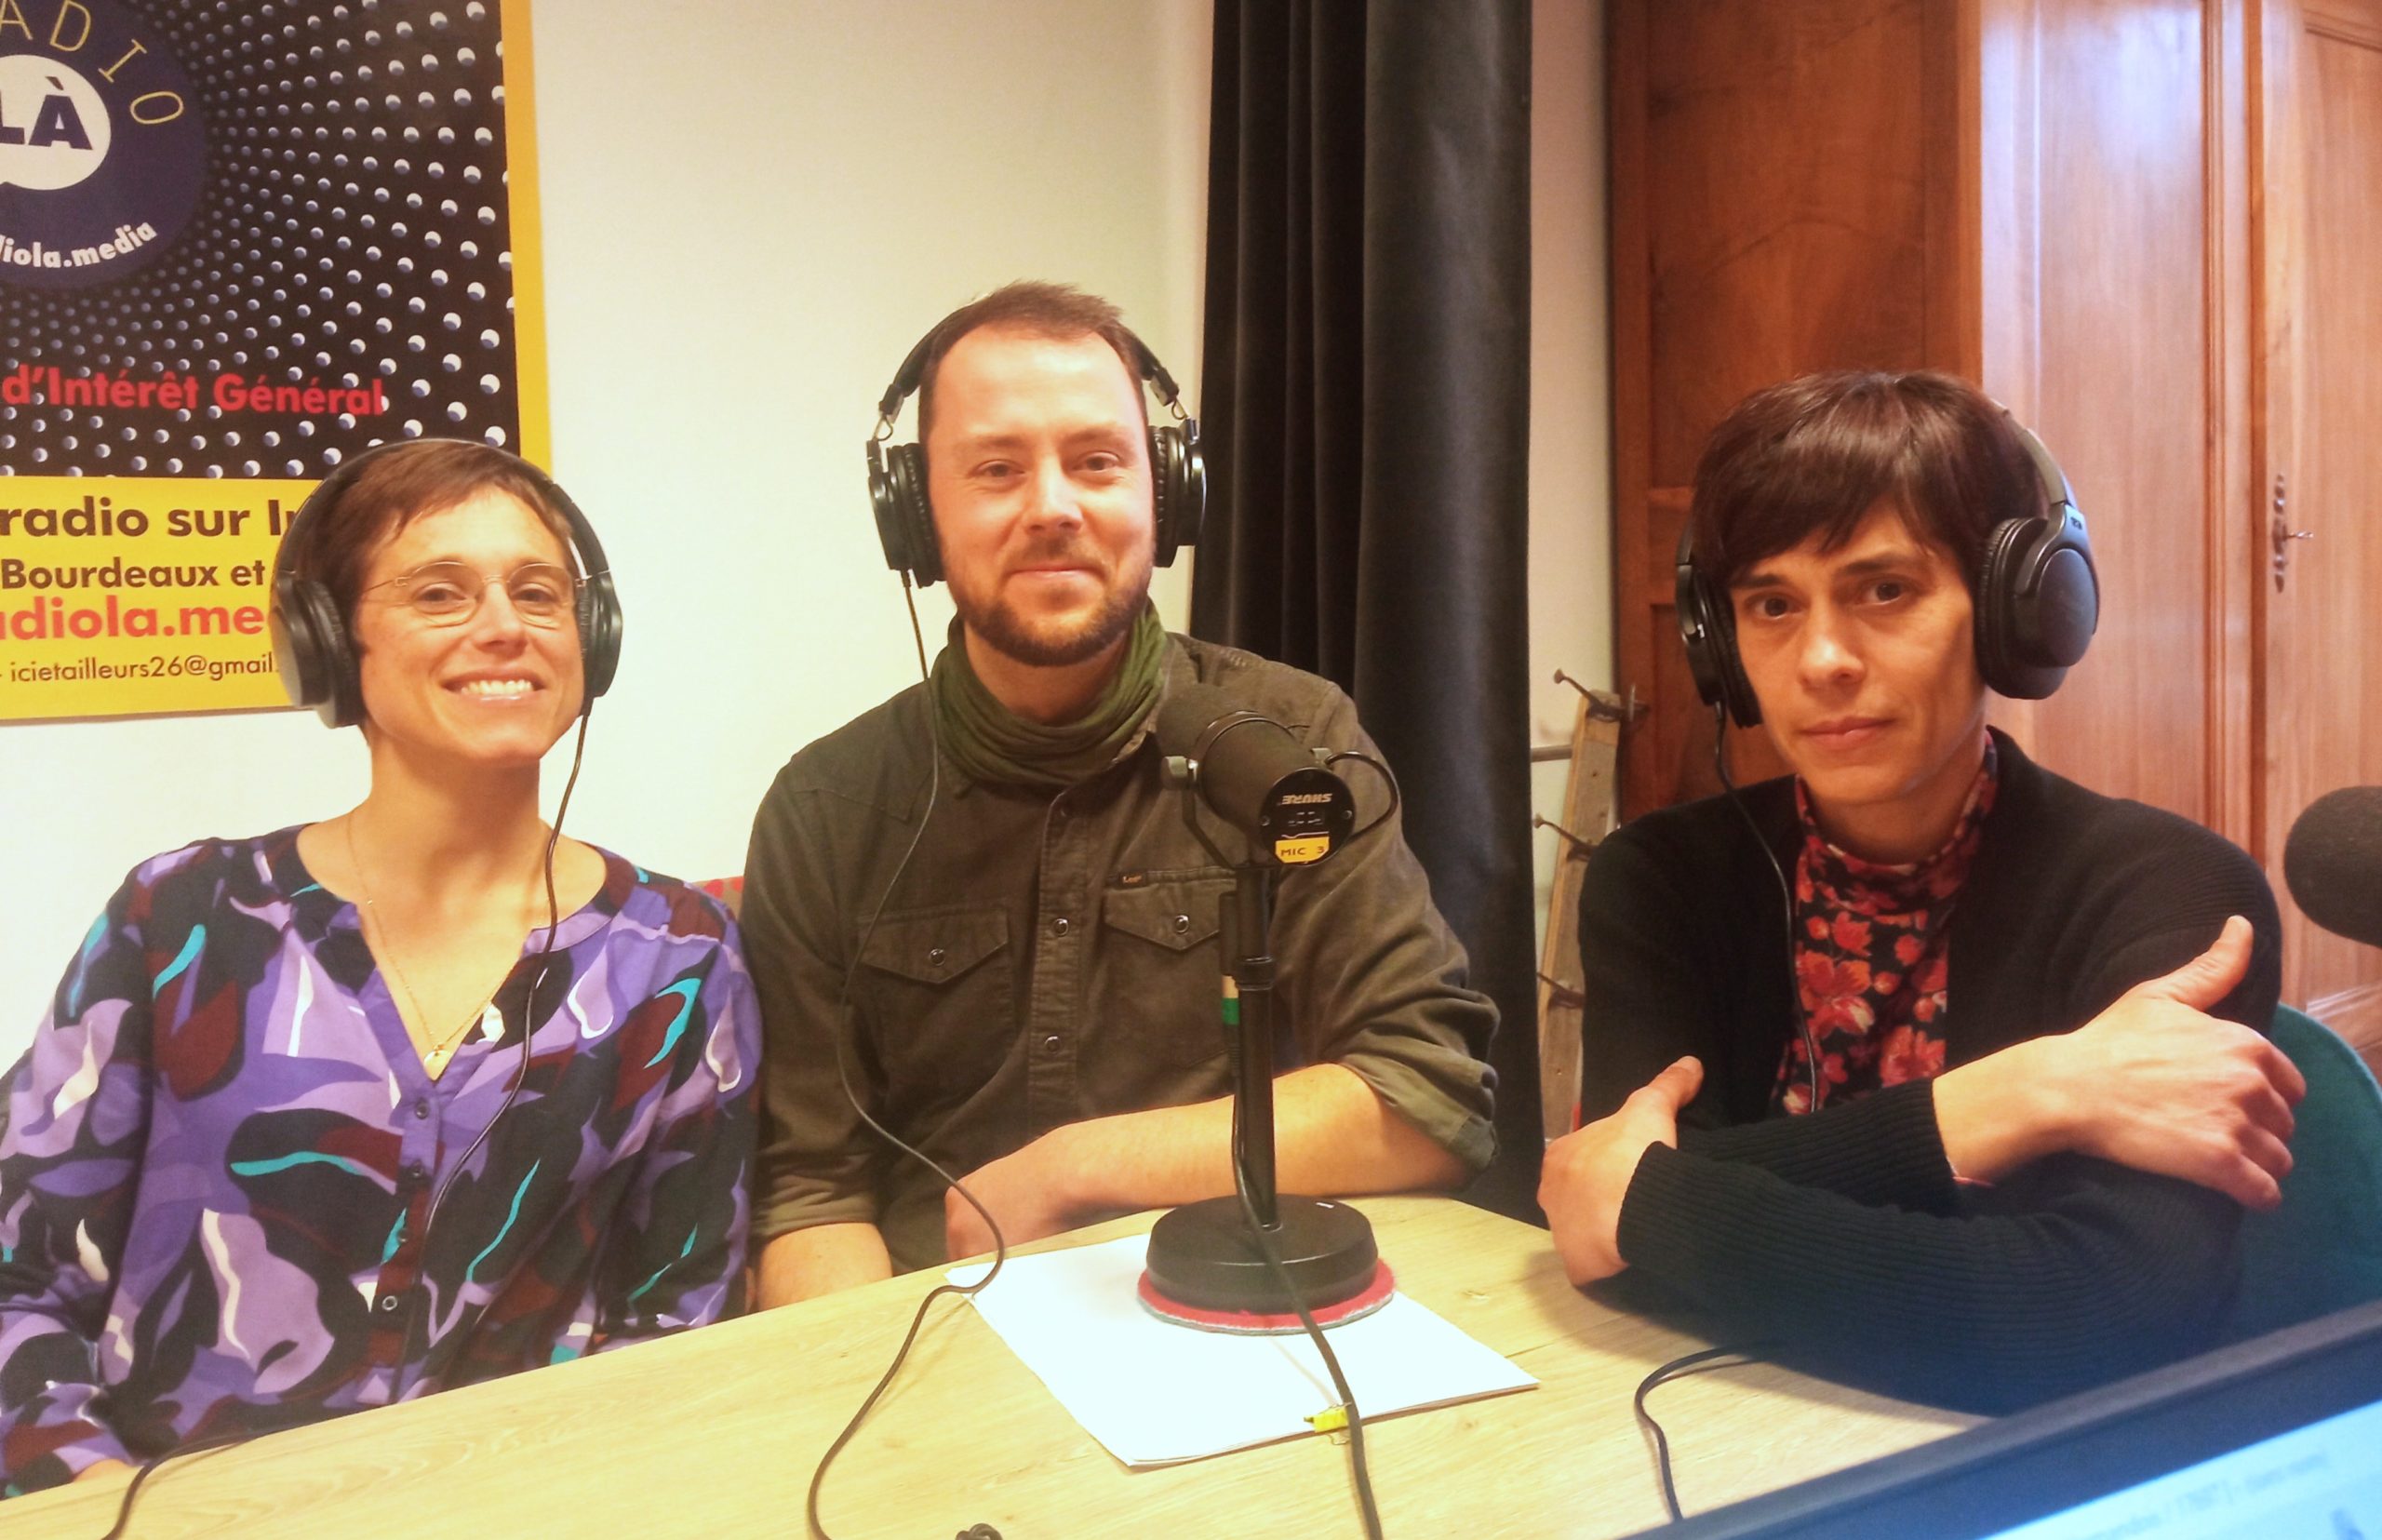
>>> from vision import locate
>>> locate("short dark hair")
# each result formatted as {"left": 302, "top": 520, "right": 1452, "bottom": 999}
{"left": 913, "top": 280, "right": 1146, "bottom": 441}
{"left": 1689, "top": 369, "right": 2050, "bottom": 592}
{"left": 301, "top": 439, "right": 577, "bottom": 625}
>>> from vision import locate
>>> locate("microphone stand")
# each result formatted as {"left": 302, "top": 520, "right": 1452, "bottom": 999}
{"left": 1221, "top": 863, "right": 1279, "bottom": 1227}
{"left": 1142, "top": 776, "right": 1380, "bottom": 1319}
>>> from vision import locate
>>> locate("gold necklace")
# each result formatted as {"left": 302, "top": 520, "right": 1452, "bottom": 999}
{"left": 344, "top": 816, "right": 514, "bottom": 1078}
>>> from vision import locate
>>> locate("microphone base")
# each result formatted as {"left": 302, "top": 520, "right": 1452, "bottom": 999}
{"left": 1142, "top": 1195, "right": 1380, "bottom": 1322}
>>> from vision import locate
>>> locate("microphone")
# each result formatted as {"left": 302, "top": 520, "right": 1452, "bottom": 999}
{"left": 1154, "top": 684, "right": 1356, "bottom": 865}
{"left": 2284, "top": 787, "right": 2382, "bottom": 949}
{"left": 1140, "top": 682, "right": 1386, "bottom": 1333}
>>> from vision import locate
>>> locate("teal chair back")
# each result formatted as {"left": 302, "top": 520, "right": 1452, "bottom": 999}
{"left": 2226, "top": 1005, "right": 2382, "bottom": 1342}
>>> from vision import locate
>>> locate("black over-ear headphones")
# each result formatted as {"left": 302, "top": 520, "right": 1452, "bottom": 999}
{"left": 864, "top": 320, "right": 1205, "bottom": 587}
{"left": 270, "top": 438, "right": 624, "bottom": 729}
{"left": 1675, "top": 418, "right": 2099, "bottom": 727}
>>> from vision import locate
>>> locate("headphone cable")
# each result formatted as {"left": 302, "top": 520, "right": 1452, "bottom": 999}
{"left": 805, "top": 574, "right": 1009, "bottom": 1540}
{"left": 1224, "top": 1091, "right": 1385, "bottom": 1540}
{"left": 100, "top": 705, "right": 594, "bottom": 1538}
{"left": 1711, "top": 704, "right": 1819, "bottom": 1113}
{"left": 1633, "top": 1342, "right": 1772, "bottom": 1522}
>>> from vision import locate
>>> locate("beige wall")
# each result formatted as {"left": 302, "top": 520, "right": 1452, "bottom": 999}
{"left": 1531, "top": 0, "right": 1613, "bottom": 952}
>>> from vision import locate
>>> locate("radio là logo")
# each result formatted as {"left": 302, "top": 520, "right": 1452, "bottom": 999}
{"left": 0, "top": 0, "right": 204, "bottom": 290}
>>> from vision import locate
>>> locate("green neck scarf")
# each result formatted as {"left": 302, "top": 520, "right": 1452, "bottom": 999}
{"left": 930, "top": 604, "right": 1167, "bottom": 789}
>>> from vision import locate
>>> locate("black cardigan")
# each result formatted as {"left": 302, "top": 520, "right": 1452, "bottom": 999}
{"left": 1576, "top": 730, "right": 2282, "bottom": 1413}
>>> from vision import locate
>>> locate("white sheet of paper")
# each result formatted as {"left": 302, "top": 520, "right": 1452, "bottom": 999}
{"left": 951, "top": 1232, "right": 1537, "bottom": 1468}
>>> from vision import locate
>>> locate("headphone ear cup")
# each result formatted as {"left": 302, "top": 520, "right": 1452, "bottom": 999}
{"left": 1160, "top": 422, "right": 1204, "bottom": 565}
{"left": 867, "top": 439, "right": 908, "bottom": 577}
{"left": 1149, "top": 426, "right": 1188, "bottom": 566}
{"left": 1674, "top": 533, "right": 1762, "bottom": 729}
{"left": 272, "top": 574, "right": 362, "bottom": 728}
{"left": 271, "top": 452, "right": 368, "bottom": 728}
{"left": 1974, "top": 516, "right": 2096, "bottom": 699}
{"left": 579, "top": 570, "right": 623, "bottom": 701}
{"left": 1148, "top": 427, "right": 1173, "bottom": 564}
{"left": 2024, "top": 542, "right": 2098, "bottom": 668}
{"left": 888, "top": 443, "right": 940, "bottom": 587}
{"left": 269, "top": 570, "right": 323, "bottom": 714}
{"left": 1974, "top": 516, "right": 2032, "bottom": 695}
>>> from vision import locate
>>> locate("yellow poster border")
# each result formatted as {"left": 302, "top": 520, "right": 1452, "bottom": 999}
{"left": 502, "top": 0, "right": 552, "bottom": 473}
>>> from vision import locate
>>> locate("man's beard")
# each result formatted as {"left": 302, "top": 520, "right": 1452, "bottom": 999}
{"left": 949, "top": 540, "right": 1153, "bottom": 667}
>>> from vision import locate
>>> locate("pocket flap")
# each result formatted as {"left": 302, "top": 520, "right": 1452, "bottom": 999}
{"left": 859, "top": 905, "right": 1008, "bottom": 984}
{"left": 1102, "top": 883, "right": 1224, "bottom": 952}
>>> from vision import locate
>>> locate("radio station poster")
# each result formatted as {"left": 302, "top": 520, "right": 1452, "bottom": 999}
{"left": 0, "top": 0, "right": 549, "bottom": 721}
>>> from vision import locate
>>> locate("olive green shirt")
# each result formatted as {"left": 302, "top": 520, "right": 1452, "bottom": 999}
{"left": 743, "top": 634, "right": 1498, "bottom": 1271}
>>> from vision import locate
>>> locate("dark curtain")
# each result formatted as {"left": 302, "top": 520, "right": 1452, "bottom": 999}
{"left": 1194, "top": 0, "right": 1540, "bottom": 1218}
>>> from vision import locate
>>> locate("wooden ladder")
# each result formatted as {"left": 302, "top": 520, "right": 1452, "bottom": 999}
{"left": 1535, "top": 676, "right": 1637, "bottom": 1141}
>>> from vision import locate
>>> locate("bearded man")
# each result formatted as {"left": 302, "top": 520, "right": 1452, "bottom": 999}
{"left": 743, "top": 283, "right": 1496, "bottom": 1304}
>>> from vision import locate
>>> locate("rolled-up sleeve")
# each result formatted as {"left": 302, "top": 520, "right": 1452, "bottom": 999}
{"left": 1272, "top": 684, "right": 1497, "bottom": 1173}
{"left": 742, "top": 769, "right": 887, "bottom": 1243}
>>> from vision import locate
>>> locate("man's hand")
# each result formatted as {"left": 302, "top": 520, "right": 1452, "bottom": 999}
{"left": 944, "top": 1129, "right": 1091, "bottom": 1261}
{"left": 74, "top": 1458, "right": 135, "bottom": 1484}
{"left": 1540, "top": 1056, "right": 1703, "bottom": 1285}
{"left": 941, "top": 1064, "right": 1469, "bottom": 1261}
{"left": 1937, "top": 916, "right": 2304, "bottom": 1205}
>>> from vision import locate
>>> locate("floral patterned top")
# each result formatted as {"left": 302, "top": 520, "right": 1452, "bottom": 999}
{"left": 0, "top": 830, "right": 757, "bottom": 1497}
{"left": 1776, "top": 741, "right": 2000, "bottom": 1114}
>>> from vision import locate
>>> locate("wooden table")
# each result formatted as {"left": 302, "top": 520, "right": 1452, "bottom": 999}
{"left": 10, "top": 1197, "right": 1979, "bottom": 1538}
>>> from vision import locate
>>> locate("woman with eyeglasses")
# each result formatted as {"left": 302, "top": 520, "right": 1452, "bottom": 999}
{"left": 0, "top": 440, "right": 756, "bottom": 1498}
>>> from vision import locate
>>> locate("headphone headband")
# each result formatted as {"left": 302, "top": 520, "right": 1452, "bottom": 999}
{"left": 2007, "top": 420, "right": 2078, "bottom": 520}
{"left": 865, "top": 307, "right": 1206, "bottom": 586}
{"left": 873, "top": 321, "right": 1188, "bottom": 433}
{"left": 270, "top": 438, "right": 623, "bottom": 727}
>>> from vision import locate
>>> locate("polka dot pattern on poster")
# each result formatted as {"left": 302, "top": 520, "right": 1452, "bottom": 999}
{"left": 0, "top": 0, "right": 521, "bottom": 478}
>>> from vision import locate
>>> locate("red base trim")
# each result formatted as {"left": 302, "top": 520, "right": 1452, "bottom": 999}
{"left": 1136, "top": 1260, "right": 1397, "bottom": 1335}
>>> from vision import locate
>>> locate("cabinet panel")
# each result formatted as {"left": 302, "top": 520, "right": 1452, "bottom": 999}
{"left": 1644, "top": 0, "right": 1939, "bottom": 488}
{"left": 2010, "top": 0, "right": 2215, "bottom": 824}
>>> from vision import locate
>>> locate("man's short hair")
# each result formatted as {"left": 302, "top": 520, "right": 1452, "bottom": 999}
{"left": 913, "top": 280, "right": 1147, "bottom": 441}
{"left": 303, "top": 440, "right": 577, "bottom": 627}
{"left": 1689, "top": 369, "right": 2052, "bottom": 593}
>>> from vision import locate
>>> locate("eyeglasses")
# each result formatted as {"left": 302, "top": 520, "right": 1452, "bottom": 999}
{"left": 363, "top": 561, "right": 582, "bottom": 627}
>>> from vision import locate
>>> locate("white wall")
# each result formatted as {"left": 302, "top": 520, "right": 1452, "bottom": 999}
{"left": 0, "top": 0, "right": 1213, "bottom": 1059}
{"left": 1529, "top": 0, "right": 1613, "bottom": 954}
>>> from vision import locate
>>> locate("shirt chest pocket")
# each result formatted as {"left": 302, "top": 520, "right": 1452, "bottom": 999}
{"left": 1099, "top": 877, "right": 1234, "bottom": 1069}
{"left": 857, "top": 905, "right": 1013, "bottom": 1091}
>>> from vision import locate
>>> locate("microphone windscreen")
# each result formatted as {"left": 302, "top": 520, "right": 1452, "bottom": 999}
{"left": 1154, "top": 682, "right": 1237, "bottom": 760}
{"left": 2283, "top": 786, "right": 2382, "bottom": 950}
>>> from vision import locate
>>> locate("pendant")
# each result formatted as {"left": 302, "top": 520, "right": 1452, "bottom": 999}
{"left": 424, "top": 1044, "right": 451, "bottom": 1075}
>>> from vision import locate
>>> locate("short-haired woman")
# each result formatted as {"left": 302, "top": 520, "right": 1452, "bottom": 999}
{"left": 0, "top": 440, "right": 756, "bottom": 1495}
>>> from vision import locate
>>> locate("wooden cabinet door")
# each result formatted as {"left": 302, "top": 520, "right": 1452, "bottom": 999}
{"left": 1609, "top": 0, "right": 1967, "bottom": 818}
{"left": 2260, "top": 0, "right": 2382, "bottom": 1043}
